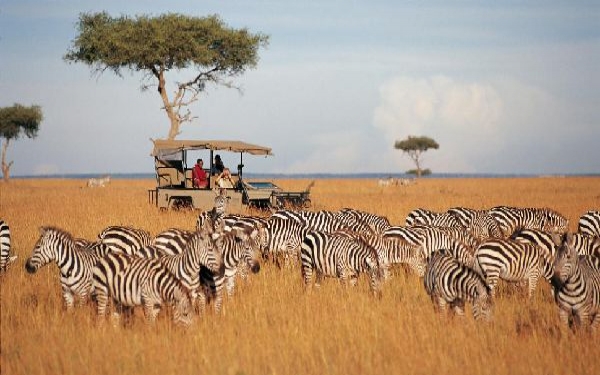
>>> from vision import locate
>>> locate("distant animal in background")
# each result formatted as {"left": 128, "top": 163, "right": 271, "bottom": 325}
{"left": 87, "top": 175, "right": 111, "bottom": 188}
{"left": 0, "top": 220, "right": 17, "bottom": 274}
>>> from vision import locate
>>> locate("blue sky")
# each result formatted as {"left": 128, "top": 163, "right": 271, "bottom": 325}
{"left": 1, "top": 0, "right": 598, "bottom": 176}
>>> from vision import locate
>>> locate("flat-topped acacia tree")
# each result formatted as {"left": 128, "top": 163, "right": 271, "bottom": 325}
{"left": 394, "top": 135, "right": 439, "bottom": 177}
{"left": 64, "top": 12, "right": 269, "bottom": 140}
{"left": 0, "top": 104, "right": 43, "bottom": 182}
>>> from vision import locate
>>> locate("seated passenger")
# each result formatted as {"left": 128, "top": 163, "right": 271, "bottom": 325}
{"left": 216, "top": 168, "right": 235, "bottom": 189}
{"left": 212, "top": 154, "right": 225, "bottom": 175}
{"left": 192, "top": 159, "right": 208, "bottom": 189}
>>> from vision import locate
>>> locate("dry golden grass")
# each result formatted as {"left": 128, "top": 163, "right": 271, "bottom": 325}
{"left": 1, "top": 177, "right": 599, "bottom": 375}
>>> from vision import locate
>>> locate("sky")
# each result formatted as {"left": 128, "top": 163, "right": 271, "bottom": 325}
{"left": 1, "top": 0, "right": 599, "bottom": 176}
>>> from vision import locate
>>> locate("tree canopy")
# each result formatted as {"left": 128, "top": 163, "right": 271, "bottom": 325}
{"left": 0, "top": 103, "right": 43, "bottom": 181}
{"left": 394, "top": 135, "right": 439, "bottom": 177}
{"left": 64, "top": 12, "right": 269, "bottom": 139}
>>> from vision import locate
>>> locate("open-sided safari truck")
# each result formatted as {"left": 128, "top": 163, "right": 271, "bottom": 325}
{"left": 150, "top": 139, "right": 312, "bottom": 211}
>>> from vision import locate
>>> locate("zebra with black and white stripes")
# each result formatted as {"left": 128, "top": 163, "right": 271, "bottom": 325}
{"left": 417, "top": 226, "right": 476, "bottom": 267}
{"left": 489, "top": 206, "right": 569, "bottom": 237}
{"left": 551, "top": 233, "right": 600, "bottom": 333}
{"left": 92, "top": 251, "right": 194, "bottom": 327}
{"left": 510, "top": 228, "right": 558, "bottom": 259}
{"left": 447, "top": 207, "right": 503, "bottom": 240}
{"left": 423, "top": 249, "right": 493, "bottom": 321}
{"left": 200, "top": 226, "right": 262, "bottom": 313}
{"left": 262, "top": 217, "right": 308, "bottom": 267}
{"left": 98, "top": 225, "right": 152, "bottom": 255}
{"left": 300, "top": 230, "right": 383, "bottom": 296}
{"left": 151, "top": 228, "right": 195, "bottom": 256}
{"left": 578, "top": 210, "right": 600, "bottom": 238}
{"left": 405, "top": 208, "right": 462, "bottom": 228}
{"left": 0, "top": 220, "right": 16, "bottom": 274}
{"left": 335, "top": 208, "right": 391, "bottom": 234}
{"left": 474, "top": 238, "right": 554, "bottom": 298}
{"left": 25, "top": 226, "right": 101, "bottom": 309}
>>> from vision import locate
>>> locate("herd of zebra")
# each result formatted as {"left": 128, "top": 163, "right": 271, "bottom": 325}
{"left": 1, "top": 203, "right": 599, "bottom": 332}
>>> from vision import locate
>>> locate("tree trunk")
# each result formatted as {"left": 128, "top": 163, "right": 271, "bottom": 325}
{"left": 154, "top": 67, "right": 181, "bottom": 140}
{"left": 1, "top": 139, "right": 12, "bottom": 182}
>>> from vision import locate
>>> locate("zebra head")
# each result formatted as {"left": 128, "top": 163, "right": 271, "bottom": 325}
{"left": 25, "top": 226, "right": 70, "bottom": 274}
{"left": 551, "top": 233, "right": 578, "bottom": 288}
{"left": 190, "top": 232, "right": 225, "bottom": 276}
{"left": 234, "top": 227, "right": 261, "bottom": 274}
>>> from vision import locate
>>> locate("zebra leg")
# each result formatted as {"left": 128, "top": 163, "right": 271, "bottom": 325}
{"left": 143, "top": 302, "right": 160, "bottom": 325}
{"left": 62, "top": 287, "right": 75, "bottom": 311}
{"left": 95, "top": 290, "right": 110, "bottom": 326}
{"left": 528, "top": 274, "right": 540, "bottom": 299}
{"left": 314, "top": 271, "right": 324, "bottom": 289}
{"left": 435, "top": 296, "right": 448, "bottom": 315}
{"left": 226, "top": 274, "right": 236, "bottom": 297}
{"left": 451, "top": 300, "right": 466, "bottom": 318}
{"left": 558, "top": 307, "right": 571, "bottom": 331}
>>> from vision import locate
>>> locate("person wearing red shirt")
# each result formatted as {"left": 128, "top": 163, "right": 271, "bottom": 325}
{"left": 192, "top": 159, "right": 208, "bottom": 188}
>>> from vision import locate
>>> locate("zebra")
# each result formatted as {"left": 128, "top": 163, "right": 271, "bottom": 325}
{"left": 98, "top": 225, "right": 152, "bottom": 255}
{"left": 560, "top": 232, "right": 600, "bottom": 258}
{"left": 405, "top": 208, "right": 439, "bottom": 227}
{"left": 200, "top": 226, "right": 262, "bottom": 313}
{"left": 139, "top": 230, "right": 224, "bottom": 313}
{"left": 405, "top": 208, "right": 462, "bottom": 228}
{"left": 333, "top": 228, "right": 425, "bottom": 278}
{"left": 489, "top": 206, "right": 569, "bottom": 237}
{"left": 551, "top": 233, "right": 600, "bottom": 333}
{"left": 510, "top": 228, "right": 558, "bottom": 259}
{"left": 92, "top": 252, "right": 194, "bottom": 327}
{"left": 151, "top": 228, "right": 195, "bottom": 256}
{"left": 382, "top": 225, "right": 426, "bottom": 246}
{"left": 300, "top": 230, "right": 384, "bottom": 297}
{"left": 335, "top": 208, "right": 391, "bottom": 234}
{"left": 447, "top": 207, "right": 503, "bottom": 240}
{"left": 262, "top": 217, "right": 308, "bottom": 267}
{"left": 213, "top": 188, "right": 230, "bottom": 216}
{"left": 0, "top": 220, "right": 16, "bottom": 274}
{"left": 25, "top": 226, "right": 101, "bottom": 309}
{"left": 474, "top": 238, "right": 554, "bottom": 298}
{"left": 417, "top": 226, "right": 476, "bottom": 267}
{"left": 423, "top": 249, "right": 493, "bottom": 321}
{"left": 578, "top": 210, "right": 600, "bottom": 238}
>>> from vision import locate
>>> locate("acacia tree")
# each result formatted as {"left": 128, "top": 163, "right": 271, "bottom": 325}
{"left": 394, "top": 135, "right": 439, "bottom": 177}
{"left": 64, "top": 12, "right": 269, "bottom": 140}
{"left": 0, "top": 104, "right": 43, "bottom": 181}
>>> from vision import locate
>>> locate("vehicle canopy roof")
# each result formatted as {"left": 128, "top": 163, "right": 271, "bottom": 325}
{"left": 151, "top": 139, "right": 273, "bottom": 159}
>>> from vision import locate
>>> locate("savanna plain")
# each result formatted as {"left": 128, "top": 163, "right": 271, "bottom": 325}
{"left": 1, "top": 177, "right": 599, "bottom": 375}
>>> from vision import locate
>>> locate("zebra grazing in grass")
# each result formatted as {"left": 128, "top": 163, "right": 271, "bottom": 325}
{"left": 423, "top": 249, "right": 492, "bottom": 321}
{"left": 578, "top": 210, "right": 600, "bottom": 238}
{"left": 300, "top": 231, "right": 384, "bottom": 297}
{"left": 200, "top": 226, "right": 262, "bottom": 313}
{"left": 25, "top": 227, "right": 101, "bottom": 309}
{"left": 0, "top": 220, "right": 16, "bottom": 274}
{"left": 138, "top": 231, "right": 224, "bottom": 313}
{"left": 447, "top": 207, "right": 503, "bottom": 240}
{"left": 489, "top": 206, "right": 569, "bottom": 237}
{"left": 92, "top": 252, "right": 193, "bottom": 327}
{"left": 98, "top": 225, "right": 152, "bottom": 255}
{"left": 551, "top": 233, "right": 600, "bottom": 333}
{"left": 262, "top": 217, "right": 308, "bottom": 268}
{"left": 333, "top": 229, "right": 426, "bottom": 278}
{"left": 474, "top": 238, "right": 554, "bottom": 298}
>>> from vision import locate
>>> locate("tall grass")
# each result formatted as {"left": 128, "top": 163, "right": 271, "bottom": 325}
{"left": 1, "top": 177, "right": 599, "bottom": 375}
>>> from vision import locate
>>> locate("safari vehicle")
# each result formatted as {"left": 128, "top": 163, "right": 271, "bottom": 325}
{"left": 150, "top": 139, "right": 312, "bottom": 211}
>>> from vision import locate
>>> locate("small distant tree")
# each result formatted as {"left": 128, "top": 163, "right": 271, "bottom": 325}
{"left": 64, "top": 12, "right": 269, "bottom": 140}
{"left": 394, "top": 135, "right": 439, "bottom": 177}
{"left": 0, "top": 104, "right": 43, "bottom": 181}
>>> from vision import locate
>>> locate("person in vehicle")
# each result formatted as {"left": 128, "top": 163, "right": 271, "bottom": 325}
{"left": 216, "top": 167, "right": 235, "bottom": 189}
{"left": 192, "top": 159, "right": 208, "bottom": 188}
{"left": 212, "top": 154, "right": 225, "bottom": 175}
